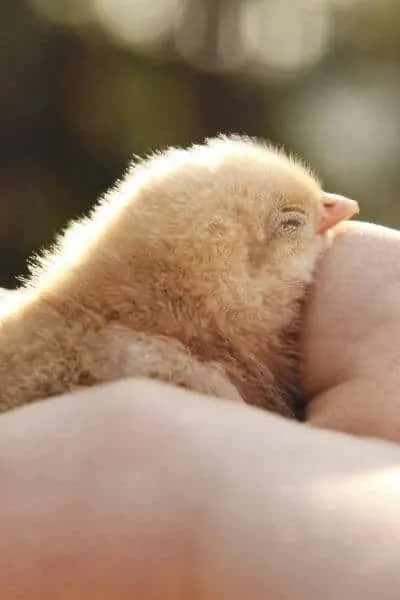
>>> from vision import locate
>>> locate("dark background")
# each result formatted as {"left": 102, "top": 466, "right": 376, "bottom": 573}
{"left": 2, "top": 0, "right": 400, "bottom": 287}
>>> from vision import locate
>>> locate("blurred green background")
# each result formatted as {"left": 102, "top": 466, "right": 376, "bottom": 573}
{"left": 1, "top": 0, "right": 400, "bottom": 286}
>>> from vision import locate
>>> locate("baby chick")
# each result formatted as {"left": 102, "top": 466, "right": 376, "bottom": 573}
{"left": 0, "top": 136, "right": 358, "bottom": 416}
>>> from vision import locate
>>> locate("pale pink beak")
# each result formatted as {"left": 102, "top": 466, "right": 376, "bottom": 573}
{"left": 317, "top": 193, "right": 359, "bottom": 234}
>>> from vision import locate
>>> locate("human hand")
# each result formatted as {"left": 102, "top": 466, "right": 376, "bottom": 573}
{"left": 302, "top": 220, "right": 400, "bottom": 442}
{"left": 2, "top": 379, "right": 400, "bottom": 600}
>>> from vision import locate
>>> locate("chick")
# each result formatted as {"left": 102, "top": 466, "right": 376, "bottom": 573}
{"left": 0, "top": 136, "right": 358, "bottom": 416}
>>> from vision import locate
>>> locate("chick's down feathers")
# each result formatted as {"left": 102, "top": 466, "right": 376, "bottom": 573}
{"left": 0, "top": 136, "right": 358, "bottom": 415}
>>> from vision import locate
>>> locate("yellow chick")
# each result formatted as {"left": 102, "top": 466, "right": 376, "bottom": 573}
{"left": 0, "top": 135, "right": 358, "bottom": 416}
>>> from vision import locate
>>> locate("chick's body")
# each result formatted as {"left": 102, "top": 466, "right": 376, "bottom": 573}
{"left": 0, "top": 136, "right": 358, "bottom": 415}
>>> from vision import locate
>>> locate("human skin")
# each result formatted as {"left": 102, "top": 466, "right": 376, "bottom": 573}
{"left": 1, "top": 221, "right": 400, "bottom": 599}
{"left": 303, "top": 220, "right": 400, "bottom": 441}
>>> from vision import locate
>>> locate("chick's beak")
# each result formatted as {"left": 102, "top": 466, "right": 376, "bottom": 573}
{"left": 317, "top": 193, "right": 359, "bottom": 234}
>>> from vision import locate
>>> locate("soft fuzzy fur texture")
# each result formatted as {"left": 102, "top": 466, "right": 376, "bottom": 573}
{"left": 0, "top": 135, "right": 356, "bottom": 416}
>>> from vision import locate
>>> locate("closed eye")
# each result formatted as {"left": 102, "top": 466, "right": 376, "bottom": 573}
{"left": 281, "top": 217, "right": 304, "bottom": 228}
{"left": 279, "top": 210, "right": 307, "bottom": 232}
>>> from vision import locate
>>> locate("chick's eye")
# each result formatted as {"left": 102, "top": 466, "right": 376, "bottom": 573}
{"left": 279, "top": 212, "right": 306, "bottom": 232}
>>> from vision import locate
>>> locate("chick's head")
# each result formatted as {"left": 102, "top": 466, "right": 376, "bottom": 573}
{"left": 116, "top": 136, "right": 358, "bottom": 292}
